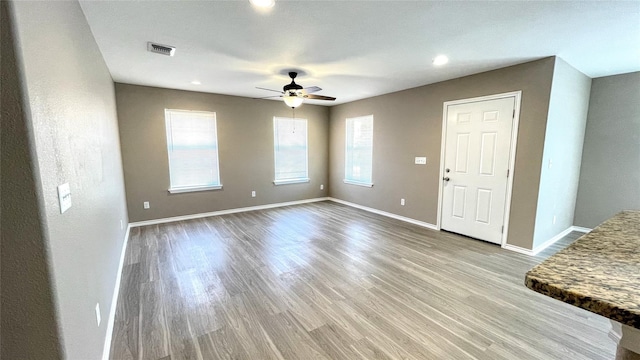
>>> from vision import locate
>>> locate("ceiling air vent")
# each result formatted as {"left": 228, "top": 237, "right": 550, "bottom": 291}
{"left": 147, "top": 42, "right": 176, "bottom": 56}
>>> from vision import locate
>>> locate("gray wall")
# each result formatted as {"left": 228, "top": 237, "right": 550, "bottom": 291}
{"left": 115, "top": 84, "right": 329, "bottom": 222}
{"left": 533, "top": 58, "right": 591, "bottom": 248}
{"left": 6, "top": 1, "right": 129, "bottom": 359}
{"left": 329, "top": 58, "right": 556, "bottom": 250}
{"left": 574, "top": 72, "right": 640, "bottom": 228}
{"left": 1, "top": 1, "right": 64, "bottom": 358}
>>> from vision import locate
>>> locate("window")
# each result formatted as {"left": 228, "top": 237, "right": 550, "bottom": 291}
{"left": 165, "top": 109, "right": 221, "bottom": 193}
{"left": 273, "top": 117, "right": 309, "bottom": 185}
{"left": 345, "top": 115, "right": 373, "bottom": 187}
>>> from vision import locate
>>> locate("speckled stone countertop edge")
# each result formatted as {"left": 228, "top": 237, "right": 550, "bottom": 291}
{"left": 524, "top": 210, "right": 640, "bottom": 330}
{"left": 525, "top": 273, "right": 640, "bottom": 329}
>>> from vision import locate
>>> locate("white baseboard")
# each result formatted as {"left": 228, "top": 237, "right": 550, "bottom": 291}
{"left": 531, "top": 226, "right": 575, "bottom": 255}
{"left": 609, "top": 321, "right": 640, "bottom": 354}
{"left": 102, "top": 224, "right": 131, "bottom": 360}
{"left": 502, "top": 225, "right": 592, "bottom": 256}
{"left": 501, "top": 244, "right": 536, "bottom": 256}
{"left": 328, "top": 197, "right": 438, "bottom": 231}
{"left": 129, "top": 197, "right": 330, "bottom": 227}
{"left": 571, "top": 226, "right": 592, "bottom": 233}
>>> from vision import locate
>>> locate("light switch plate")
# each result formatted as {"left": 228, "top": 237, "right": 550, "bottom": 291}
{"left": 57, "top": 183, "right": 72, "bottom": 214}
{"left": 414, "top": 157, "right": 427, "bottom": 165}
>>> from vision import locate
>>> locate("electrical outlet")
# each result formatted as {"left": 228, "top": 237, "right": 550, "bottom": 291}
{"left": 95, "top": 303, "right": 101, "bottom": 327}
{"left": 414, "top": 157, "right": 427, "bottom": 165}
{"left": 143, "top": 201, "right": 150, "bottom": 209}
{"left": 320, "top": 184, "right": 324, "bottom": 190}
{"left": 401, "top": 198, "right": 405, "bottom": 206}
{"left": 251, "top": 191, "right": 256, "bottom": 198}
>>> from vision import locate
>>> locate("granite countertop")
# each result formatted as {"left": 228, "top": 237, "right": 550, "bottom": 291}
{"left": 525, "top": 210, "right": 640, "bottom": 329}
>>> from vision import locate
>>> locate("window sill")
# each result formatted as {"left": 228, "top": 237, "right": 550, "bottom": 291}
{"left": 273, "top": 178, "right": 310, "bottom": 185}
{"left": 343, "top": 179, "right": 374, "bottom": 187}
{"left": 168, "top": 185, "right": 223, "bottom": 194}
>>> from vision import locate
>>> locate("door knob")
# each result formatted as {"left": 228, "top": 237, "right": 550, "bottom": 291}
{"left": 443, "top": 177, "right": 450, "bottom": 182}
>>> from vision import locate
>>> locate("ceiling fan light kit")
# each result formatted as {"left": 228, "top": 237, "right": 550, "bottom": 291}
{"left": 256, "top": 71, "right": 336, "bottom": 108}
{"left": 433, "top": 54, "right": 449, "bottom": 66}
{"left": 249, "top": 0, "right": 275, "bottom": 8}
{"left": 283, "top": 95, "right": 304, "bottom": 108}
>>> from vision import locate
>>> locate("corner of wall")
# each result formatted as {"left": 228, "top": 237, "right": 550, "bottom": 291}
{"left": 573, "top": 71, "right": 640, "bottom": 228}
{"left": 1, "top": 1, "right": 64, "bottom": 358}
{"left": 8, "top": 1, "right": 131, "bottom": 358}
{"left": 532, "top": 56, "right": 592, "bottom": 249}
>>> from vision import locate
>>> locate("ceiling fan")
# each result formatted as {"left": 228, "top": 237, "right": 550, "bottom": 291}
{"left": 256, "top": 72, "right": 336, "bottom": 108}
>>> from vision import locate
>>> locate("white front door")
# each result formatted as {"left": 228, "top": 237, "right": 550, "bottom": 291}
{"left": 441, "top": 96, "right": 516, "bottom": 244}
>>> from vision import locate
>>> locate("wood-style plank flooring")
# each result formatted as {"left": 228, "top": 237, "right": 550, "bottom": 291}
{"left": 110, "top": 201, "right": 616, "bottom": 360}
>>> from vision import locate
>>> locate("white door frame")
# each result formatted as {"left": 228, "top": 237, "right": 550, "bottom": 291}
{"left": 436, "top": 91, "right": 522, "bottom": 247}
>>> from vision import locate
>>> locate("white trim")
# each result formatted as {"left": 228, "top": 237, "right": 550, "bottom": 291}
{"left": 609, "top": 320, "right": 623, "bottom": 347}
{"left": 500, "top": 92, "right": 522, "bottom": 247}
{"left": 343, "top": 179, "right": 374, "bottom": 187}
{"left": 168, "top": 185, "right": 222, "bottom": 194}
{"left": 129, "top": 197, "right": 330, "bottom": 227}
{"left": 502, "top": 225, "right": 592, "bottom": 256}
{"left": 436, "top": 102, "right": 447, "bottom": 230}
{"left": 102, "top": 224, "right": 131, "bottom": 360}
{"left": 328, "top": 197, "right": 438, "bottom": 230}
{"left": 501, "top": 243, "right": 536, "bottom": 256}
{"left": 609, "top": 321, "right": 640, "bottom": 354}
{"left": 437, "top": 91, "right": 523, "bottom": 249}
{"left": 532, "top": 225, "right": 593, "bottom": 254}
{"left": 529, "top": 226, "right": 574, "bottom": 255}
{"left": 436, "top": 101, "right": 448, "bottom": 229}
{"left": 571, "top": 226, "right": 592, "bottom": 233}
{"left": 273, "top": 178, "right": 310, "bottom": 185}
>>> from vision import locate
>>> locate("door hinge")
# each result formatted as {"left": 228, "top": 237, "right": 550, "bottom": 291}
{"left": 501, "top": 225, "right": 504, "bottom": 234}
{"left": 512, "top": 109, "right": 515, "bottom": 119}
{"left": 507, "top": 169, "right": 510, "bottom": 177}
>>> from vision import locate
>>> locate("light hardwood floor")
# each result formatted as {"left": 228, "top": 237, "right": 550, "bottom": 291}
{"left": 110, "top": 201, "right": 615, "bottom": 360}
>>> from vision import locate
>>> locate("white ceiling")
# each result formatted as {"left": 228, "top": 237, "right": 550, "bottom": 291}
{"left": 79, "top": 1, "right": 640, "bottom": 106}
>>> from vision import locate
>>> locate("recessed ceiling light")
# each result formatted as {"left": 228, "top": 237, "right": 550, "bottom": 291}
{"left": 433, "top": 55, "right": 449, "bottom": 66}
{"left": 191, "top": 80, "right": 201, "bottom": 85}
{"left": 249, "top": 0, "right": 275, "bottom": 8}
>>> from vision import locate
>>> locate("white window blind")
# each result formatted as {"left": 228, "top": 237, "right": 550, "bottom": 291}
{"left": 273, "top": 117, "right": 309, "bottom": 185}
{"left": 165, "top": 109, "right": 221, "bottom": 193}
{"left": 345, "top": 115, "right": 373, "bottom": 186}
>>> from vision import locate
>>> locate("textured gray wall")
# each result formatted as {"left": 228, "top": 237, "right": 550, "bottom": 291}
{"left": 533, "top": 58, "right": 591, "bottom": 248}
{"left": 574, "top": 72, "right": 640, "bottom": 228}
{"left": 329, "top": 58, "right": 556, "bottom": 250}
{"left": 8, "top": 1, "right": 129, "bottom": 358}
{"left": 1, "top": 2, "right": 64, "bottom": 358}
{"left": 115, "top": 84, "right": 329, "bottom": 222}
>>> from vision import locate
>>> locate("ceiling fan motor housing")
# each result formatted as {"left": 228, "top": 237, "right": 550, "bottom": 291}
{"left": 283, "top": 71, "right": 303, "bottom": 93}
{"left": 283, "top": 82, "right": 303, "bottom": 92}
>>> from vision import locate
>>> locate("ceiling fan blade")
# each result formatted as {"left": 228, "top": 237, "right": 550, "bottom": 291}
{"left": 305, "top": 94, "right": 336, "bottom": 101}
{"left": 303, "top": 86, "right": 322, "bottom": 94}
{"left": 256, "top": 87, "right": 283, "bottom": 94}
{"left": 253, "top": 95, "right": 283, "bottom": 99}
